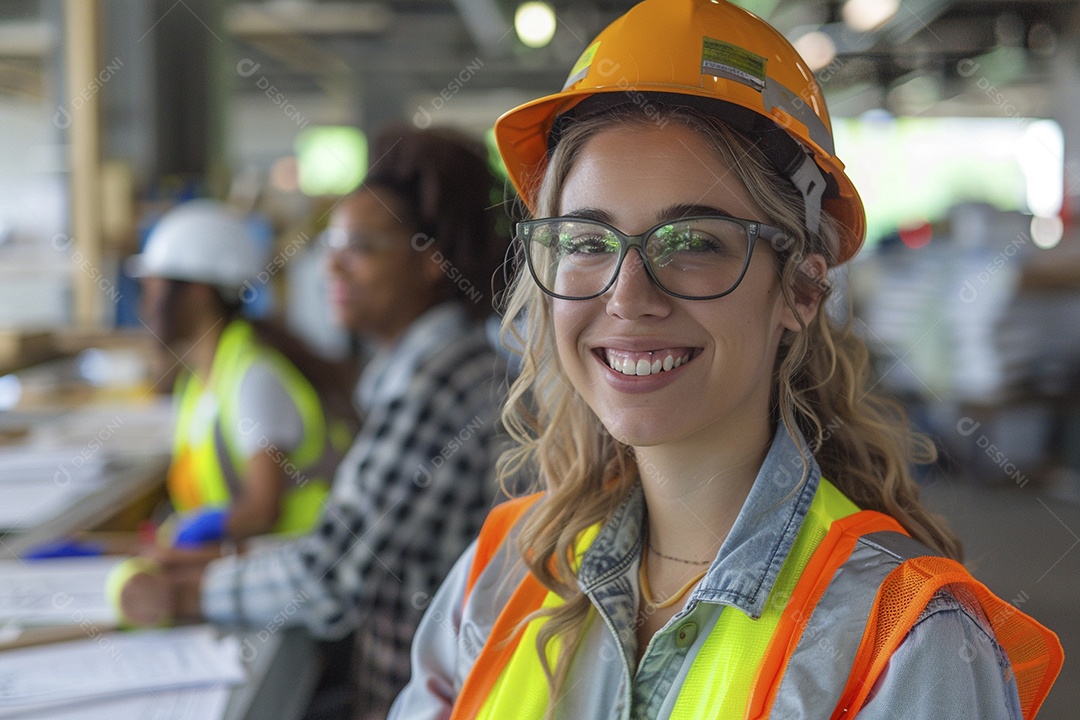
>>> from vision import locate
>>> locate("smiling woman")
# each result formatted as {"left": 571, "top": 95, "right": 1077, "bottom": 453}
{"left": 388, "top": 1, "right": 1063, "bottom": 719}
{"left": 548, "top": 124, "right": 805, "bottom": 453}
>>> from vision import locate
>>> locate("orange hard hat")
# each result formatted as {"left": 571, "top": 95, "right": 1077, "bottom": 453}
{"left": 495, "top": 0, "right": 866, "bottom": 263}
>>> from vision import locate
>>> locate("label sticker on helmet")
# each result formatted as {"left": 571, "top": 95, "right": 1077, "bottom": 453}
{"left": 701, "top": 37, "right": 766, "bottom": 92}
{"left": 563, "top": 41, "right": 601, "bottom": 90}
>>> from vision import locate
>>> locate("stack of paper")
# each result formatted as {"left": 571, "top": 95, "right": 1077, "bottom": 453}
{"left": 0, "top": 450, "right": 111, "bottom": 532}
{"left": 29, "top": 402, "right": 174, "bottom": 459}
{"left": 11, "top": 686, "right": 232, "bottom": 720}
{"left": 855, "top": 244, "right": 956, "bottom": 400}
{"left": 0, "top": 557, "right": 122, "bottom": 629}
{"left": 0, "top": 399, "right": 173, "bottom": 532}
{"left": 0, "top": 626, "right": 245, "bottom": 718}
{"left": 0, "top": 560, "right": 245, "bottom": 720}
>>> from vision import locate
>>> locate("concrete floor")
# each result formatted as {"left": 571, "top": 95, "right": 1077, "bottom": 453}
{"left": 921, "top": 478, "right": 1079, "bottom": 719}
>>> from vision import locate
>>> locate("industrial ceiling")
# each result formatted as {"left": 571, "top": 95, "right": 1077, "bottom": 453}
{"left": 0, "top": 0, "right": 1078, "bottom": 119}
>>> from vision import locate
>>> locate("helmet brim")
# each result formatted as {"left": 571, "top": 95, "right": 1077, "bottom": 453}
{"left": 495, "top": 85, "right": 866, "bottom": 263}
{"left": 123, "top": 253, "right": 151, "bottom": 280}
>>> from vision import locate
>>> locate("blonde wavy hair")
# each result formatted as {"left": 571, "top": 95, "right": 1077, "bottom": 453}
{"left": 495, "top": 104, "right": 961, "bottom": 708}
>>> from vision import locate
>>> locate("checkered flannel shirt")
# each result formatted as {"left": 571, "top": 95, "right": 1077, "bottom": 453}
{"left": 201, "top": 302, "right": 510, "bottom": 709}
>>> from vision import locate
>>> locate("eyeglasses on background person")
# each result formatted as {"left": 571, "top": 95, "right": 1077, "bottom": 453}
{"left": 517, "top": 214, "right": 785, "bottom": 300}
{"left": 318, "top": 227, "right": 406, "bottom": 257}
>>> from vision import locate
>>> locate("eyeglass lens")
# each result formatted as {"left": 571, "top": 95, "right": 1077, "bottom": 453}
{"left": 321, "top": 228, "right": 403, "bottom": 255}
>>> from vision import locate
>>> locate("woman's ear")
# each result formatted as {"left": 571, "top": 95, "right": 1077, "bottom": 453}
{"left": 781, "top": 253, "right": 829, "bottom": 332}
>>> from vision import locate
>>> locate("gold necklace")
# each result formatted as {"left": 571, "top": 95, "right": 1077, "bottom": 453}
{"left": 648, "top": 542, "right": 713, "bottom": 565}
{"left": 644, "top": 524, "right": 714, "bottom": 564}
{"left": 639, "top": 545, "right": 708, "bottom": 610}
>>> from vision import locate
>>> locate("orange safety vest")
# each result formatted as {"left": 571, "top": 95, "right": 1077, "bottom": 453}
{"left": 451, "top": 486, "right": 1063, "bottom": 719}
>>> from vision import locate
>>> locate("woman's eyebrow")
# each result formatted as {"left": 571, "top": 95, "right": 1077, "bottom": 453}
{"left": 562, "top": 207, "right": 614, "bottom": 223}
{"left": 558, "top": 204, "right": 738, "bottom": 228}
{"left": 656, "top": 203, "right": 734, "bottom": 222}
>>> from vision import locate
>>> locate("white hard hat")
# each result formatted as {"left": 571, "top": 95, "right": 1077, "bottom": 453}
{"left": 126, "top": 200, "right": 264, "bottom": 292}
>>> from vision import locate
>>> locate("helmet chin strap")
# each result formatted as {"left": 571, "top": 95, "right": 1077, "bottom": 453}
{"left": 789, "top": 153, "right": 826, "bottom": 237}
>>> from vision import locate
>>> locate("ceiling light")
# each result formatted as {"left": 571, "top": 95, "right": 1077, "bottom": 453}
{"left": 1028, "top": 23, "right": 1057, "bottom": 56}
{"left": 1030, "top": 216, "right": 1063, "bottom": 250}
{"left": 515, "top": 2, "right": 556, "bottom": 49}
{"left": 842, "top": 0, "right": 899, "bottom": 33}
{"left": 1019, "top": 120, "right": 1064, "bottom": 220}
{"left": 792, "top": 31, "right": 836, "bottom": 72}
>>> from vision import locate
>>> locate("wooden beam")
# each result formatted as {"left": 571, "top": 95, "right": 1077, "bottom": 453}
{"left": 63, "top": 0, "right": 105, "bottom": 328}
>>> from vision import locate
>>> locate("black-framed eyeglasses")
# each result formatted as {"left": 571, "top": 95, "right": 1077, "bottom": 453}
{"left": 517, "top": 215, "right": 785, "bottom": 301}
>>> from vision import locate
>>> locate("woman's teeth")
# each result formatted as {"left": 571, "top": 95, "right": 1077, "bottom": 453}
{"left": 606, "top": 350, "right": 692, "bottom": 376}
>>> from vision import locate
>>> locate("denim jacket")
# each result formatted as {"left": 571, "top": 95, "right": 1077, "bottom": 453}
{"left": 390, "top": 427, "right": 1023, "bottom": 719}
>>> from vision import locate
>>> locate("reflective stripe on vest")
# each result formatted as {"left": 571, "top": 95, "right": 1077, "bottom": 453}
{"left": 668, "top": 478, "right": 860, "bottom": 718}
{"left": 455, "top": 479, "right": 856, "bottom": 720}
{"left": 759, "top": 530, "right": 929, "bottom": 718}
{"left": 453, "top": 481, "right": 1063, "bottom": 720}
{"left": 167, "top": 319, "right": 330, "bottom": 534}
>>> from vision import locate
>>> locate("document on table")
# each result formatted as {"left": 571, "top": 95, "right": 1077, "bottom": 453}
{"left": 0, "top": 557, "right": 122, "bottom": 627}
{"left": 0, "top": 483, "right": 106, "bottom": 531}
{"left": 25, "top": 402, "right": 174, "bottom": 458}
{"left": 0, "top": 625, "right": 246, "bottom": 717}
{"left": 0, "top": 448, "right": 110, "bottom": 531}
{"left": 0, "top": 449, "right": 107, "bottom": 483}
{"left": 11, "top": 685, "right": 230, "bottom": 720}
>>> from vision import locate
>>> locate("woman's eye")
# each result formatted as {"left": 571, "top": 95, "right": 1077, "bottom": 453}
{"left": 559, "top": 234, "right": 618, "bottom": 255}
{"left": 651, "top": 229, "right": 724, "bottom": 262}
{"left": 676, "top": 232, "right": 722, "bottom": 251}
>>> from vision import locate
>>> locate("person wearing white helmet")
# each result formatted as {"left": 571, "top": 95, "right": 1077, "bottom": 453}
{"left": 118, "top": 127, "right": 514, "bottom": 719}
{"left": 389, "top": 1, "right": 1061, "bottom": 718}
{"left": 127, "top": 199, "right": 266, "bottom": 296}
{"left": 128, "top": 199, "right": 356, "bottom": 547}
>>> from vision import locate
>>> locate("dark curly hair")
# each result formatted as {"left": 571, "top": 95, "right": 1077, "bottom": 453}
{"left": 360, "top": 124, "right": 507, "bottom": 318}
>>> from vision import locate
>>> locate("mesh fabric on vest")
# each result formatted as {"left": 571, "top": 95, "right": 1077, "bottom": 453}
{"left": 837, "top": 555, "right": 1062, "bottom": 719}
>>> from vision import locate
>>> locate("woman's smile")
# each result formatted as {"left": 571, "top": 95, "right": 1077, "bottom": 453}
{"left": 600, "top": 347, "right": 697, "bottom": 376}
{"left": 552, "top": 124, "right": 798, "bottom": 448}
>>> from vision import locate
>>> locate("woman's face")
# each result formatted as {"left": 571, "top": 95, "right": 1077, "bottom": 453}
{"left": 138, "top": 276, "right": 199, "bottom": 347}
{"left": 326, "top": 188, "right": 441, "bottom": 345}
{"left": 551, "top": 123, "right": 805, "bottom": 451}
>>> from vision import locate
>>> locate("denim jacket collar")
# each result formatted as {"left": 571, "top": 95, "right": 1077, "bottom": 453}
{"left": 577, "top": 425, "right": 821, "bottom": 621}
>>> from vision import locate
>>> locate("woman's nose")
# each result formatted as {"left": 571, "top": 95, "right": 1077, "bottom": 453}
{"left": 325, "top": 246, "right": 349, "bottom": 275}
{"left": 603, "top": 248, "right": 671, "bottom": 320}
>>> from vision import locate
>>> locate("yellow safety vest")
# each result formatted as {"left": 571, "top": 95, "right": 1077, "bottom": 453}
{"left": 167, "top": 319, "right": 335, "bottom": 534}
{"left": 452, "top": 479, "right": 1062, "bottom": 719}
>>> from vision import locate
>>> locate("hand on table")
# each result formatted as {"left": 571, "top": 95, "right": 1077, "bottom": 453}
{"left": 116, "top": 545, "right": 224, "bottom": 626}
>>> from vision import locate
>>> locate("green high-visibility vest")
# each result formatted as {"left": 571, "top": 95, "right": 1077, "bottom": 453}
{"left": 168, "top": 319, "right": 335, "bottom": 534}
